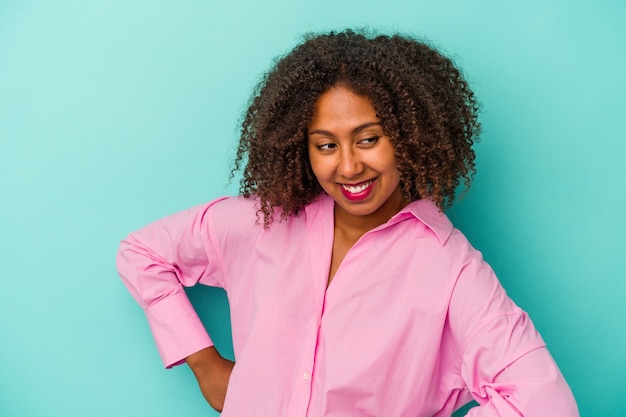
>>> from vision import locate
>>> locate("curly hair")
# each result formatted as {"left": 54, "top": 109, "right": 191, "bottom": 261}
{"left": 234, "top": 29, "right": 480, "bottom": 227}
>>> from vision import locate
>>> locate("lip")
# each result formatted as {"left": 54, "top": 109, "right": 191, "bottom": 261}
{"left": 339, "top": 179, "right": 375, "bottom": 202}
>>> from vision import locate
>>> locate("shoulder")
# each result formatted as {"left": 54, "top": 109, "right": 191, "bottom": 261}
{"left": 207, "top": 195, "right": 317, "bottom": 244}
{"left": 205, "top": 195, "right": 262, "bottom": 237}
{"left": 404, "top": 198, "right": 455, "bottom": 245}
{"left": 402, "top": 199, "right": 477, "bottom": 259}
{"left": 209, "top": 195, "right": 258, "bottom": 218}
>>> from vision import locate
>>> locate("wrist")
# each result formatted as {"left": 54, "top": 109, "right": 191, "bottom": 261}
{"left": 186, "top": 346, "right": 219, "bottom": 371}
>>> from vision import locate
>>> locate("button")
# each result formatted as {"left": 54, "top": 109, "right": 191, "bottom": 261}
{"left": 303, "top": 372, "right": 310, "bottom": 380}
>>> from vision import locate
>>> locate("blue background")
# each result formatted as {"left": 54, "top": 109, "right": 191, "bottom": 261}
{"left": 1, "top": 1, "right": 624, "bottom": 416}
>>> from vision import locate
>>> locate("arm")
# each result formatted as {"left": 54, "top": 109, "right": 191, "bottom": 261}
{"left": 186, "top": 347, "right": 235, "bottom": 412}
{"left": 448, "top": 248, "right": 578, "bottom": 416}
{"left": 463, "top": 347, "right": 576, "bottom": 416}
{"left": 460, "top": 322, "right": 578, "bottom": 416}
{"left": 116, "top": 197, "right": 228, "bottom": 367}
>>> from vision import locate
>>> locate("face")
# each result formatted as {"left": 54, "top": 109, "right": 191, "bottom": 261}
{"left": 307, "top": 85, "right": 407, "bottom": 226}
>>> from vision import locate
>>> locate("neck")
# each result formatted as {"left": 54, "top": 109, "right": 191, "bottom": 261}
{"left": 333, "top": 187, "right": 409, "bottom": 239}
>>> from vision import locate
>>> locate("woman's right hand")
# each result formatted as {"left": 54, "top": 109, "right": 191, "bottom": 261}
{"left": 186, "top": 346, "right": 235, "bottom": 412}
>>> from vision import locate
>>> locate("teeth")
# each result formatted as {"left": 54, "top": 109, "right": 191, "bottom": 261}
{"left": 342, "top": 180, "right": 372, "bottom": 194}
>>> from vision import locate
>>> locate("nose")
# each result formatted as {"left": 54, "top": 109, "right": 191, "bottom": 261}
{"left": 338, "top": 147, "right": 363, "bottom": 179}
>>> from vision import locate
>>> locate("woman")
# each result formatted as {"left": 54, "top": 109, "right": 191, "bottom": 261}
{"left": 117, "top": 30, "right": 578, "bottom": 416}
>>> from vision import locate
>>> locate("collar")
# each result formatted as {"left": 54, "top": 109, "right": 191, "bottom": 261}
{"left": 394, "top": 198, "right": 454, "bottom": 245}
{"left": 306, "top": 194, "right": 454, "bottom": 246}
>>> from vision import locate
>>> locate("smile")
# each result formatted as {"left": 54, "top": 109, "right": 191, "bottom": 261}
{"left": 341, "top": 180, "right": 373, "bottom": 194}
{"left": 339, "top": 179, "right": 375, "bottom": 201}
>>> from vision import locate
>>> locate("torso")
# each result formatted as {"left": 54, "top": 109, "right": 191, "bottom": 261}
{"left": 210, "top": 195, "right": 540, "bottom": 416}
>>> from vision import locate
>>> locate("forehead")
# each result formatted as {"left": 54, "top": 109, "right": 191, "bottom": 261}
{"left": 308, "top": 86, "right": 379, "bottom": 130}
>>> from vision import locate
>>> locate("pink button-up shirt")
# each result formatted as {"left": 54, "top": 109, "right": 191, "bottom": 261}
{"left": 117, "top": 195, "right": 578, "bottom": 416}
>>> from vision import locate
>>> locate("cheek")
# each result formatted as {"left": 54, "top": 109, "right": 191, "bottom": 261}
{"left": 307, "top": 148, "right": 318, "bottom": 174}
{"left": 308, "top": 154, "right": 330, "bottom": 181}
{"left": 308, "top": 158, "right": 324, "bottom": 184}
{"left": 375, "top": 147, "right": 400, "bottom": 174}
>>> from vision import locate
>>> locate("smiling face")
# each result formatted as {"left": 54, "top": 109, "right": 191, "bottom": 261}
{"left": 307, "top": 85, "right": 408, "bottom": 228}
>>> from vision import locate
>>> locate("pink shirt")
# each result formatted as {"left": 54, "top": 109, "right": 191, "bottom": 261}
{"left": 117, "top": 195, "right": 578, "bottom": 416}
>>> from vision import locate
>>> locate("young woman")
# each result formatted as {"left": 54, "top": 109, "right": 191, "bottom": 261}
{"left": 117, "top": 30, "right": 578, "bottom": 416}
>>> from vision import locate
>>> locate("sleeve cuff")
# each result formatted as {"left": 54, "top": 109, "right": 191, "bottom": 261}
{"left": 144, "top": 289, "right": 214, "bottom": 368}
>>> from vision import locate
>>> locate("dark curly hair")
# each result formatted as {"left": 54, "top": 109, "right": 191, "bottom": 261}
{"left": 234, "top": 29, "right": 480, "bottom": 227}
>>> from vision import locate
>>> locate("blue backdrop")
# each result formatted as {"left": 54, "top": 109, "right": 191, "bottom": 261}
{"left": 1, "top": 1, "right": 624, "bottom": 416}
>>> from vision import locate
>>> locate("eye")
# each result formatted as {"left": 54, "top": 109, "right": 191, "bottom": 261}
{"left": 317, "top": 143, "right": 337, "bottom": 151}
{"left": 358, "top": 136, "right": 379, "bottom": 146}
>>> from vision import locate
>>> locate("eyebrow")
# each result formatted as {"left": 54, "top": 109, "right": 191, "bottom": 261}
{"left": 308, "top": 122, "right": 382, "bottom": 137}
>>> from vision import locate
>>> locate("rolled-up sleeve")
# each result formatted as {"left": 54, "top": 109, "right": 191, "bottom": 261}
{"left": 449, "top": 247, "right": 578, "bottom": 416}
{"left": 116, "top": 197, "right": 228, "bottom": 368}
{"left": 464, "top": 347, "right": 578, "bottom": 416}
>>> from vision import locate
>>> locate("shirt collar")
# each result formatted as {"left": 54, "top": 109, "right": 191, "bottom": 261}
{"left": 307, "top": 194, "right": 454, "bottom": 246}
{"left": 395, "top": 198, "right": 453, "bottom": 245}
